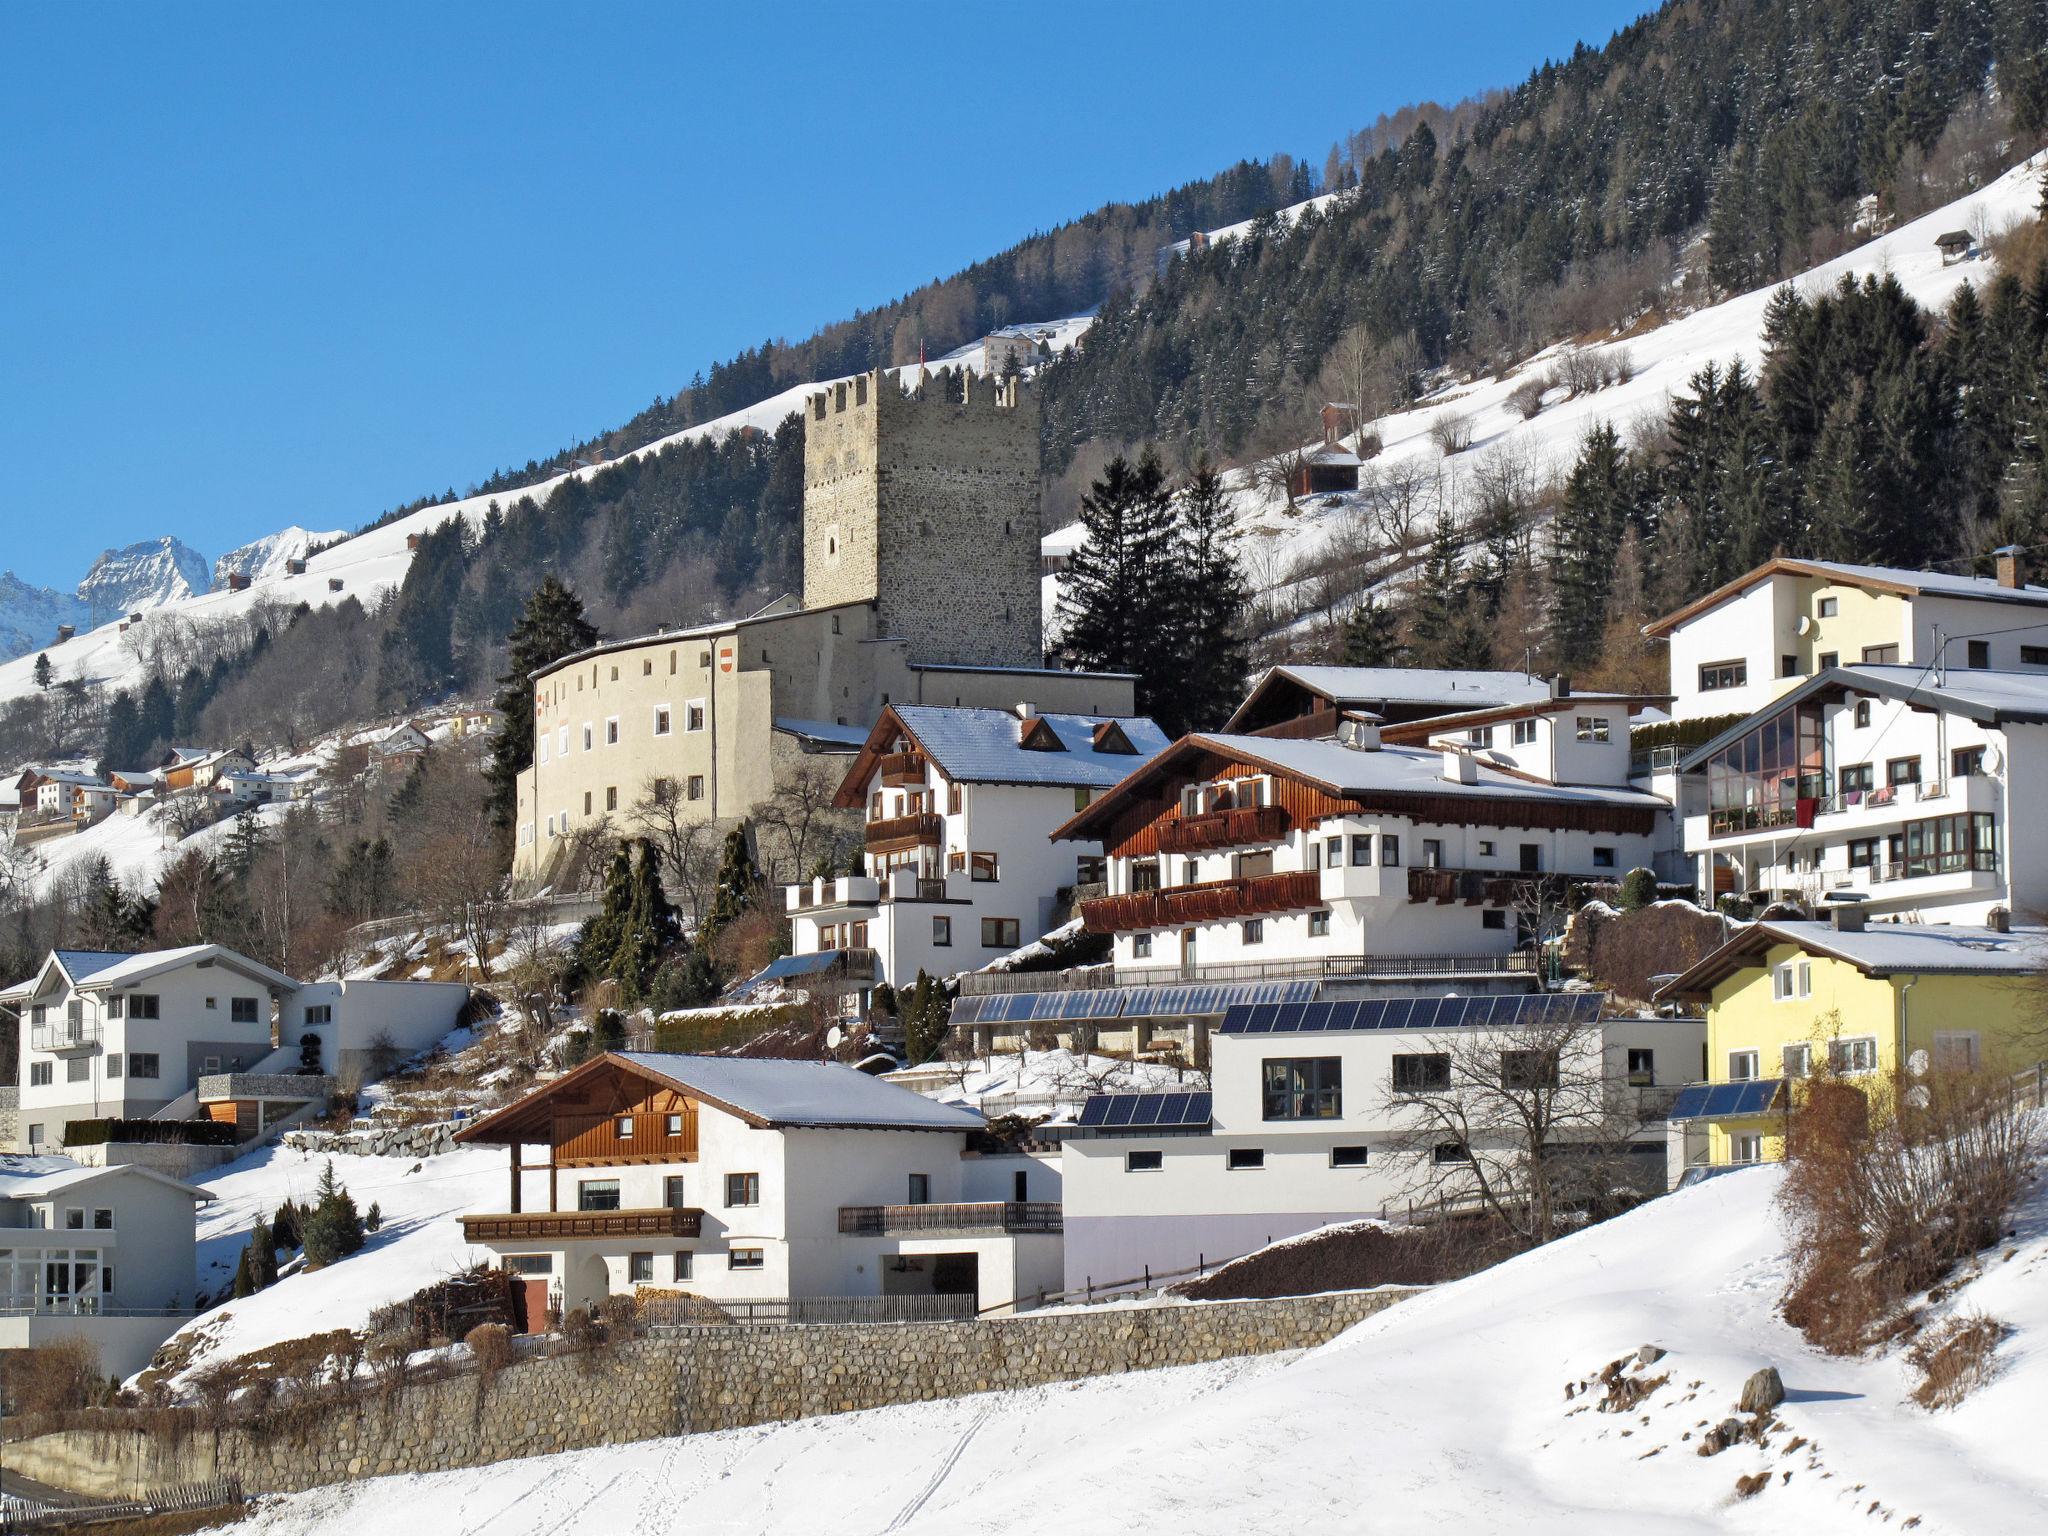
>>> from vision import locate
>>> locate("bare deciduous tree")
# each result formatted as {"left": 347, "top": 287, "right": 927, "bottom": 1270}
{"left": 1376, "top": 1010, "right": 1650, "bottom": 1244}
{"left": 752, "top": 756, "right": 858, "bottom": 889}
{"left": 397, "top": 750, "right": 509, "bottom": 978}
{"left": 625, "top": 776, "right": 720, "bottom": 925}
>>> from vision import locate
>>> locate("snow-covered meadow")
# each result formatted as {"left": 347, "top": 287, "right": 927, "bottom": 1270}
{"left": 208, "top": 1154, "right": 2048, "bottom": 1536}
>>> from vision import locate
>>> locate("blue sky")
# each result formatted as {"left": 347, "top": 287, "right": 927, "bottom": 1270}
{"left": 1, "top": 1, "right": 1651, "bottom": 588}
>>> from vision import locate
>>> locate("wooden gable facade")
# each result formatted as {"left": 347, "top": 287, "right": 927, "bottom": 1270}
{"left": 1059, "top": 740, "right": 1657, "bottom": 861}
{"left": 456, "top": 1054, "right": 705, "bottom": 1217}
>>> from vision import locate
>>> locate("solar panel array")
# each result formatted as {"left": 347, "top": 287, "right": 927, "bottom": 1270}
{"left": 1666, "top": 1079, "right": 1784, "bottom": 1121}
{"left": 951, "top": 979, "right": 1317, "bottom": 1028}
{"left": 1075, "top": 1091, "right": 1213, "bottom": 1129}
{"left": 1218, "top": 992, "right": 1604, "bottom": 1036}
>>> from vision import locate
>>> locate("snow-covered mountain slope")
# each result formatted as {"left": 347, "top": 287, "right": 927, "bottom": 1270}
{"left": 219, "top": 1152, "right": 2048, "bottom": 1535}
{"left": 1044, "top": 150, "right": 2048, "bottom": 639}
{"left": 0, "top": 318, "right": 1091, "bottom": 711}
{"left": 0, "top": 571, "right": 91, "bottom": 663}
{"left": 74, "top": 536, "right": 211, "bottom": 624}
{"left": 211, "top": 525, "right": 345, "bottom": 590}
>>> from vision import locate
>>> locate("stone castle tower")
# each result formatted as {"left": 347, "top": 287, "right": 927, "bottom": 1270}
{"left": 801, "top": 368, "right": 1042, "bottom": 669}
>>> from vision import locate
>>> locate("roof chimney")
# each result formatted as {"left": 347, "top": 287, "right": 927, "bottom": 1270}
{"left": 1015, "top": 701, "right": 1036, "bottom": 720}
{"left": 1551, "top": 674, "right": 1572, "bottom": 698}
{"left": 1830, "top": 898, "right": 1867, "bottom": 933}
{"left": 1987, "top": 906, "right": 2011, "bottom": 934}
{"left": 1442, "top": 745, "right": 1479, "bottom": 784}
{"left": 1995, "top": 545, "right": 2025, "bottom": 590}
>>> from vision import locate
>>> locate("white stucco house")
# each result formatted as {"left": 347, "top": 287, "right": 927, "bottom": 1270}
{"left": 1673, "top": 663, "right": 2048, "bottom": 919}
{"left": 455, "top": 1052, "right": 1061, "bottom": 1322}
{"left": 0, "top": 1153, "right": 212, "bottom": 1377}
{"left": 782, "top": 704, "right": 1169, "bottom": 1000}
{"left": 1643, "top": 550, "right": 2048, "bottom": 723}
{"left": 0, "top": 946, "right": 470, "bottom": 1152}
{"left": 1058, "top": 993, "right": 1699, "bottom": 1293}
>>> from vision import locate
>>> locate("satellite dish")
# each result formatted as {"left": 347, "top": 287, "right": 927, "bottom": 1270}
{"left": 1906, "top": 1084, "right": 1930, "bottom": 1111}
{"left": 1984, "top": 742, "right": 2004, "bottom": 774}
{"left": 1907, "top": 1048, "right": 1930, "bottom": 1078}
{"left": 825, "top": 1025, "right": 844, "bottom": 1050}
{"left": 1796, "top": 615, "right": 1814, "bottom": 635}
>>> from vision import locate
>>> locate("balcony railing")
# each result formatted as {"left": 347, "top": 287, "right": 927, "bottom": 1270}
{"left": 863, "top": 812, "right": 943, "bottom": 852}
{"left": 29, "top": 1018, "right": 102, "bottom": 1053}
{"left": 1866, "top": 850, "right": 1999, "bottom": 883}
{"left": 1156, "top": 804, "right": 1292, "bottom": 855}
{"left": 462, "top": 1206, "right": 705, "bottom": 1242}
{"left": 837, "top": 1201, "right": 1063, "bottom": 1236}
{"left": 955, "top": 950, "right": 1537, "bottom": 996}
{"left": 1080, "top": 871, "right": 1324, "bottom": 933}
{"left": 878, "top": 751, "right": 927, "bottom": 787}
{"left": 1709, "top": 776, "right": 1962, "bottom": 836}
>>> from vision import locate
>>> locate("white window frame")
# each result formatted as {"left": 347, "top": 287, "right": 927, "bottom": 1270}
{"left": 1729, "top": 1133, "right": 1764, "bottom": 1165}
{"left": 684, "top": 699, "right": 708, "bottom": 733}
{"left": 1512, "top": 718, "right": 1538, "bottom": 746}
{"left": 538, "top": 736, "right": 550, "bottom": 764}
{"left": 1781, "top": 1043, "right": 1812, "bottom": 1078}
{"left": 1931, "top": 1030, "right": 1980, "bottom": 1072}
{"left": 1828, "top": 1036, "right": 1879, "bottom": 1075}
{"left": 1728, "top": 1049, "right": 1760, "bottom": 1082}
{"left": 1772, "top": 960, "right": 1811, "bottom": 1001}
{"left": 557, "top": 726, "right": 569, "bottom": 756}
{"left": 1574, "top": 715, "right": 1611, "bottom": 743}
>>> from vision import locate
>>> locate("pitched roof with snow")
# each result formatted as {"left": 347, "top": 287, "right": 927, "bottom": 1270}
{"left": 1224, "top": 666, "right": 1553, "bottom": 733}
{"left": 0, "top": 1153, "right": 215, "bottom": 1202}
{"left": 1678, "top": 664, "right": 2048, "bottom": 771}
{"left": 1656, "top": 919, "right": 2048, "bottom": 1000}
{"left": 456, "top": 1051, "right": 983, "bottom": 1143}
{"left": 1643, "top": 557, "right": 2048, "bottom": 636}
{"left": 1054, "top": 731, "right": 1665, "bottom": 843}
{"left": 886, "top": 706, "right": 1169, "bottom": 789}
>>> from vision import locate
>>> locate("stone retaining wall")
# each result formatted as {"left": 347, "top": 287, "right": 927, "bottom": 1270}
{"left": 283, "top": 1118, "right": 461, "bottom": 1160}
{"left": 2, "top": 1288, "right": 1416, "bottom": 1498}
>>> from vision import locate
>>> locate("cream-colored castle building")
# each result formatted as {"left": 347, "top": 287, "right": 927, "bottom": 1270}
{"left": 512, "top": 370, "right": 1134, "bottom": 881}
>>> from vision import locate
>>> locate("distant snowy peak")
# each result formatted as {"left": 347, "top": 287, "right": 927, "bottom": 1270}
{"left": 0, "top": 571, "right": 90, "bottom": 663}
{"left": 75, "top": 537, "right": 211, "bottom": 624}
{"left": 212, "top": 525, "right": 345, "bottom": 590}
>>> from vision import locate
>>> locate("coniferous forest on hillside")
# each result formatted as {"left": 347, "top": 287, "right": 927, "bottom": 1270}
{"left": 7, "top": 0, "right": 2048, "bottom": 817}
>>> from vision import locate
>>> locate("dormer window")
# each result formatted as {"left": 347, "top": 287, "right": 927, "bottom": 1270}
{"left": 1091, "top": 720, "right": 1138, "bottom": 754}
{"left": 1018, "top": 716, "right": 1066, "bottom": 752}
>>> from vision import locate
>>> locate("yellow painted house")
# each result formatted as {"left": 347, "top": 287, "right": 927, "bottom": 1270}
{"left": 1654, "top": 909, "right": 2047, "bottom": 1178}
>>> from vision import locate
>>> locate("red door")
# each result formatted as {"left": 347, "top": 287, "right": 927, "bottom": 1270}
{"left": 519, "top": 1278, "right": 550, "bottom": 1334}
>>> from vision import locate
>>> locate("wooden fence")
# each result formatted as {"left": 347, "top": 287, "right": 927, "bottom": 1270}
{"left": 0, "top": 1477, "right": 242, "bottom": 1533}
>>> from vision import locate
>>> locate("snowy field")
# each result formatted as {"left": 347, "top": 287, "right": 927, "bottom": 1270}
{"left": 165, "top": 1141, "right": 502, "bottom": 1383}
{"left": 210, "top": 1159, "right": 2048, "bottom": 1535}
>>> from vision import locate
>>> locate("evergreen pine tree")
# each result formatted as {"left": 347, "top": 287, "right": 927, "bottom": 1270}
{"left": 699, "top": 823, "right": 764, "bottom": 946}
{"left": 247, "top": 1219, "right": 277, "bottom": 1289}
{"left": 1549, "top": 423, "right": 1634, "bottom": 671}
{"left": 1407, "top": 507, "right": 1473, "bottom": 667}
{"left": 901, "top": 971, "right": 953, "bottom": 1066}
{"left": 1340, "top": 595, "right": 1401, "bottom": 666}
{"left": 301, "top": 1160, "right": 365, "bottom": 1268}
{"left": 1055, "top": 451, "right": 1176, "bottom": 714}
{"left": 485, "top": 577, "right": 599, "bottom": 832}
{"left": 32, "top": 652, "right": 52, "bottom": 691}
{"left": 1162, "top": 458, "right": 1252, "bottom": 734}
{"left": 232, "top": 1243, "right": 254, "bottom": 1299}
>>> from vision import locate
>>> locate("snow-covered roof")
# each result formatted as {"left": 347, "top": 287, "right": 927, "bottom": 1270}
{"left": 1644, "top": 556, "right": 2048, "bottom": 635}
{"left": 1657, "top": 918, "right": 2048, "bottom": 999}
{"left": 1225, "top": 666, "right": 1552, "bottom": 732}
{"left": 773, "top": 717, "right": 869, "bottom": 750}
{"left": 888, "top": 706, "right": 1169, "bottom": 789}
{"left": 1193, "top": 733, "right": 1659, "bottom": 808}
{"left": 0, "top": 1153, "right": 214, "bottom": 1203}
{"left": 63, "top": 943, "right": 298, "bottom": 995}
{"left": 1679, "top": 664, "right": 2048, "bottom": 771}
{"left": 618, "top": 1053, "right": 983, "bottom": 1131}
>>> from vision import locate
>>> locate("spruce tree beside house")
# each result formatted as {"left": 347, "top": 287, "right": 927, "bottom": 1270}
{"left": 484, "top": 576, "right": 598, "bottom": 834}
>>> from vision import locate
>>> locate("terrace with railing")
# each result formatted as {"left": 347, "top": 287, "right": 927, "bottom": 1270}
{"left": 956, "top": 950, "right": 1538, "bottom": 996}
{"left": 836, "top": 1201, "right": 1063, "bottom": 1236}
{"left": 862, "top": 811, "right": 943, "bottom": 852}
{"left": 29, "top": 1016, "right": 101, "bottom": 1053}
{"left": 462, "top": 1207, "right": 704, "bottom": 1242}
{"left": 1080, "top": 871, "right": 1322, "bottom": 933}
{"left": 1156, "top": 804, "right": 1292, "bottom": 854}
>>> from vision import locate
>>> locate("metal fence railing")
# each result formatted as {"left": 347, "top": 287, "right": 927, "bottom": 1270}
{"left": 0, "top": 1477, "right": 241, "bottom": 1534}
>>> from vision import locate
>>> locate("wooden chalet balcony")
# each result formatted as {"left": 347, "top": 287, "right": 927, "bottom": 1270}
{"left": 1156, "top": 804, "right": 1292, "bottom": 854}
{"left": 462, "top": 1207, "right": 704, "bottom": 1243}
{"left": 878, "top": 751, "right": 926, "bottom": 787}
{"left": 1080, "top": 870, "right": 1323, "bottom": 934}
{"left": 863, "top": 811, "right": 943, "bottom": 853}
{"left": 837, "top": 1200, "right": 1063, "bottom": 1236}
{"left": 1406, "top": 867, "right": 1615, "bottom": 905}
